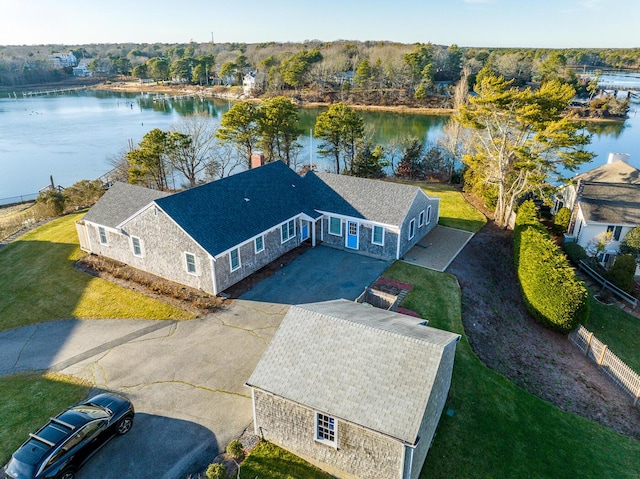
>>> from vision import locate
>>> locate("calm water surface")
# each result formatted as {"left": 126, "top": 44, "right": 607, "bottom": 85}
{"left": 1, "top": 74, "right": 638, "bottom": 200}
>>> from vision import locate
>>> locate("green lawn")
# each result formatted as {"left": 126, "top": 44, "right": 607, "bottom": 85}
{"left": 0, "top": 212, "right": 193, "bottom": 332}
{"left": 0, "top": 373, "right": 91, "bottom": 465}
{"left": 394, "top": 181, "right": 487, "bottom": 233}
{"left": 586, "top": 296, "right": 640, "bottom": 373}
{"left": 382, "top": 262, "right": 640, "bottom": 479}
{"left": 239, "top": 441, "right": 332, "bottom": 479}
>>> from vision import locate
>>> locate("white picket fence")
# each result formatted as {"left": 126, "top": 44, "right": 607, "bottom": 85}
{"left": 569, "top": 324, "right": 640, "bottom": 409}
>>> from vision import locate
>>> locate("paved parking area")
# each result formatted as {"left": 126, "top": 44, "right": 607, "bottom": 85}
{"left": 240, "top": 245, "right": 391, "bottom": 304}
{"left": 402, "top": 225, "right": 474, "bottom": 272}
{"left": 0, "top": 301, "right": 288, "bottom": 479}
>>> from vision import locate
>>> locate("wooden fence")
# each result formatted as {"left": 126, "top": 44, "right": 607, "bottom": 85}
{"left": 569, "top": 324, "right": 640, "bottom": 409}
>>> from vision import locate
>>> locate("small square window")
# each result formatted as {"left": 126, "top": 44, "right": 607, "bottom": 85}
{"left": 315, "top": 412, "right": 336, "bottom": 446}
{"left": 132, "top": 236, "right": 142, "bottom": 257}
{"left": 185, "top": 253, "right": 196, "bottom": 274}
{"left": 98, "top": 226, "right": 108, "bottom": 245}
{"left": 329, "top": 217, "right": 341, "bottom": 236}
{"left": 255, "top": 235, "right": 264, "bottom": 253}
{"left": 230, "top": 248, "right": 240, "bottom": 271}
{"left": 372, "top": 225, "right": 384, "bottom": 245}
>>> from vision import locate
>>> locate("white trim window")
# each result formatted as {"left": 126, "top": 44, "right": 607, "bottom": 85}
{"left": 409, "top": 218, "right": 416, "bottom": 240}
{"left": 98, "top": 226, "right": 108, "bottom": 245}
{"left": 281, "top": 219, "right": 296, "bottom": 243}
{"left": 329, "top": 216, "right": 342, "bottom": 236}
{"left": 255, "top": 235, "right": 264, "bottom": 253}
{"left": 315, "top": 412, "right": 337, "bottom": 447}
{"left": 230, "top": 248, "right": 241, "bottom": 271}
{"left": 419, "top": 210, "right": 425, "bottom": 227}
{"left": 426, "top": 205, "right": 432, "bottom": 224}
{"left": 131, "top": 236, "right": 143, "bottom": 257}
{"left": 372, "top": 225, "right": 384, "bottom": 246}
{"left": 185, "top": 252, "right": 197, "bottom": 275}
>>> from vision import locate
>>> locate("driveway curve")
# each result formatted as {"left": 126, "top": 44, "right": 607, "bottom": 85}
{"left": 0, "top": 300, "right": 288, "bottom": 479}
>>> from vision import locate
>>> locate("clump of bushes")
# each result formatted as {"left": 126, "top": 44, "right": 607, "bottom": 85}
{"left": 514, "top": 200, "right": 589, "bottom": 332}
{"left": 553, "top": 207, "right": 571, "bottom": 234}
{"left": 562, "top": 241, "right": 587, "bottom": 265}
{"left": 205, "top": 463, "right": 226, "bottom": 479}
{"left": 606, "top": 254, "right": 636, "bottom": 294}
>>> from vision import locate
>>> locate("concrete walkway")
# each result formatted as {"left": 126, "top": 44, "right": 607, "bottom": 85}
{"left": 0, "top": 301, "right": 288, "bottom": 479}
{"left": 402, "top": 225, "right": 474, "bottom": 272}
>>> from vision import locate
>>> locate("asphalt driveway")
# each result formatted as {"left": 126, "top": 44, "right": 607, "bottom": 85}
{"left": 0, "top": 301, "right": 288, "bottom": 479}
{"left": 240, "top": 245, "right": 392, "bottom": 303}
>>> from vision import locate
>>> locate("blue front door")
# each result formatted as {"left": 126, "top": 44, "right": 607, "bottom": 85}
{"left": 301, "top": 220, "right": 309, "bottom": 240}
{"left": 346, "top": 221, "right": 358, "bottom": 249}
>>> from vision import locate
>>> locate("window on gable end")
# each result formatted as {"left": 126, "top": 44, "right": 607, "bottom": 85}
{"left": 230, "top": 248, "right": 240, "bottom": 271}
{"left": 409, "top": 218, "right": 416, "bottom": 240}
{"left": 419, "top": 210, "right": 425, "bottom": 227}
{"left": 185, "top": 252, "right": 197, "bottom": 275}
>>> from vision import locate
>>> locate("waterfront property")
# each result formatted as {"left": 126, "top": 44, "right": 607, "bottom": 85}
{"left": 246, "top": 299, "right": 461, "bottom": 479}
{"left": 559, "top": 153, "right": 640, "bottom": 269}
{"left": 76, "top": 160, "right": 439, "bottom": 295}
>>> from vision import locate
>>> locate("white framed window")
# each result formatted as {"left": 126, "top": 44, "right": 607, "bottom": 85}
{"left": 131, "top": 236, "right": 142, "bottom": 257}
{"left": 607, "top": 225, "right": 622, "bottom": 241}
{"left": 329, "top": 216, "right": 342, "bottom": 236}
{"left": 372, "top": 225, "right": 384, "bottom": 245}
{"left": 98, "top": 226, "right": 108, "bottom": 245}
{"left": 185, "top": 252, "right": 197, "bottom": 275}
{"left": 230, "top": 248, "right": 240, "bottom": 271}
{"left": 409, "top": 218, "right": 416, "bottom": 240}
{"left": 255, "top": 235, "right": 264, "bottom": 253}
{"left": 315, "top": 412, "right": 337, "bottom": 447}
{"left": 281, "top": 219, "right": 296, "bottom": 243}
{"left": 426, "top": 205, "right": 432, "bottom": 224}
{"left": 419, "top": 210, "right": 425, "bottom": 227}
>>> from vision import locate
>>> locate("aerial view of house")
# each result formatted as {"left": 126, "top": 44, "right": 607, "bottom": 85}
{"left": 246, "top": 299, "right": 461, "bottom": 479}
{"left": 76, "top": 161, "right": 440, "bottom": 295}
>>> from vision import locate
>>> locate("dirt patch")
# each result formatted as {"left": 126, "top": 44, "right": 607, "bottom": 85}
{"left": 447, "top": 220, "right": 640, "bottom": 439}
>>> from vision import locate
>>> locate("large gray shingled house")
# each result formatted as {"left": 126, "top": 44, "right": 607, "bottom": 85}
{"left": 246, "top": 299, "right": 461, "bottom": 479}
{"left": 77, "top": 161, "right": 439, "bottom": 295}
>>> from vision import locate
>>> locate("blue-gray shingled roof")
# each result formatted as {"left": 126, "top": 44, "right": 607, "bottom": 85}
{"left": 246, "top": 299, "right": 461, "bottom": 444}
{"left": 308, "top": 171, "right": 424, "bottom": 226}
{"left": 82, "top": 182, "right": 169, "bottom": 229}
{"left": 155, "top": 161, "right": 319, "bottom": 257}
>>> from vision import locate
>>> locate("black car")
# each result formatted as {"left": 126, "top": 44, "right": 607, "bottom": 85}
{"left": 3, "top": 393, "right": 134, "bottom": 479}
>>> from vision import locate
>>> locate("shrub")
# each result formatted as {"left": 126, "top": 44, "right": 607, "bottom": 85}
{"left": 514, "top": 200, "right": 590, "bottom": 332}
{"left": 553, "top": 207, "right": 571, "bottom": 233}
{"left": 606, "top": 254, "right": 636, "bottom": 293}
{"left": 205, "top": 463, "right": 226, "bottom": 479}
{"left": 226, "top": 439, "right": 244, "bottom": 461}
{"left": 37, "top": 189, "right": 65, "bottom": 216}
{"left": 562, "top": 241, "right": 587, "bottom": 265}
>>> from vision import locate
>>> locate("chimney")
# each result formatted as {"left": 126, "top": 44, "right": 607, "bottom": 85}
{"left": 607, "top": 152, "right": 630, "bottom": 164}
{"left": 251, "top": 153, "right": 265, "bottom": 169}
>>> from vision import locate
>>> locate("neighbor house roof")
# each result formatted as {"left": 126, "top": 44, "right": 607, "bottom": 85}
{"left": 82, "top": 182, "right": 169, "bottom": 229}
{"left": 155, "top": 161, "right": 320, "bottom": 257}
{"left": 579, "top": 182, "right": 640, "bottom": 225}
{"left": 307, "top": 172, "right": 427, "bottom": 226}
{"left": 246, "top": 299, "right": 460, "bottom": 445}
{"left": 575, "top": 160, "right": 640, "bottom": 185}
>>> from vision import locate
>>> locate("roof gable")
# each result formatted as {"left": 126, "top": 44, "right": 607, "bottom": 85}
{"left": 82, "top": 182, "right": 169, "bottom": 229}
{"left": 576, "top": 161, "right": 640, "bottom": 185}
{"left": 579, "top": 182, "right": 640, "bottom": 224}
{"left": 308, "top": 172, "right": 424, "bottom": 226}
{"left": 247, "top": 299, "right": 460, "bottom": 444}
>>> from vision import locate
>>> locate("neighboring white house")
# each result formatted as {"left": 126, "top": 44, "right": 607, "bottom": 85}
{"left": 72, "top": 59, "right": 93, "bottom": 77}
{"left": 243, "top": 73, "right": 256, "bottom": 94}
{"left": 560, "top": 153, "right": 640, "bottom": 268}
{"left": 50, "top": 52, "right": 77, "bottom": 68}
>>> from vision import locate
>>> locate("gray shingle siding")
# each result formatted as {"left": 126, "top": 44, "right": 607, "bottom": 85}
{"left": 321, "top": 215, "right": 399, "bottom": 260}
{"left": 399, "top": 192, "right": 439, "bottom": 258}
{"left": 254, "top": 389, "right": 404, "bottom": 479}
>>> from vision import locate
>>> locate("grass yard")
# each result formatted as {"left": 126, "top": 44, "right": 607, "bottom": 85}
{"left": 394, "top": 181, "right": 487, "bottom": 233}
{"left": 586, "top": 296, "right": 640, "bottom": 373}
{"left": 0, "top": 212, "right": 193, "bottom": 332}
{"left": 239, "top": 441, "right": 332, "bottom": 479}
{"left": 382, "top": 262, "right": 640, "bottom": 479}
{"left": 0, "top": 373, "right": 91, "bottom": 465}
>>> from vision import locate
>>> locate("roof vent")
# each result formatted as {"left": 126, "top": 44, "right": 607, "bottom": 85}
{"left": 244, "top": 197, "right": 250, "bottom": 202}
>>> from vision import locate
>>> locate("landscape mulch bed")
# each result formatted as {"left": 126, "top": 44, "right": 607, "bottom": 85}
{"left": 447, "top": 218, "right": 640, "bottom": 439}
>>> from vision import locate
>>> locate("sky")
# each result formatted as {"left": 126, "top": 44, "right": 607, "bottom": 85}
{"left": 1, "top": 0, "right": 639, "bottom": 49}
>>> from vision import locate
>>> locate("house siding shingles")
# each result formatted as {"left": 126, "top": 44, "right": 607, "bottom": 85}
{"left": 399, "top": 192, "right": 439, "bottom": 259}
{"left": 254, "top": 390, "right": 404, "bottom": 479}
{"left": 321, "top": 217, "right": 399, "bottom": 260}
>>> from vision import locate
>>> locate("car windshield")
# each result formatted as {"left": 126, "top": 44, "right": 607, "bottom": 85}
{"left": 5, "top": 457, "right": 36, "bottom": 479}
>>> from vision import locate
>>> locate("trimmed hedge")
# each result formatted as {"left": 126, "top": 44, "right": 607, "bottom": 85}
{"left": 562, "top": 241, "right": 588, "bottom": 265}
{"left": 606, "top": 254, "right": 636, "bottom": 293}
{"left": 514, "top": 201, "right": 589, "bottom": 332}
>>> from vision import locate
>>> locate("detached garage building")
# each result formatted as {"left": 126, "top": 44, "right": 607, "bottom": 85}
{"left": 246, "top": 300, "right": 461, "bottom": 479}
